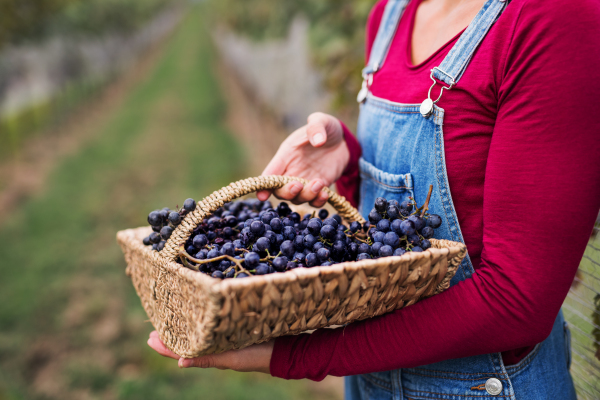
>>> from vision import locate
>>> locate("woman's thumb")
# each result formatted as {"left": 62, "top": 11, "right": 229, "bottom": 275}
{"left": 306, "top": 113, "right": 330, "bottom": 147}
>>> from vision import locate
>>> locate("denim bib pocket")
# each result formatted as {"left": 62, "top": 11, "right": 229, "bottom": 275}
{"left": 359, "top": 157, "right": 414, "bottom": 217}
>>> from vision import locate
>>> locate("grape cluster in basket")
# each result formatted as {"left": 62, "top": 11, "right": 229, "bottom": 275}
{"left": 142, "top": 191, "right": 442, "bottom": 279}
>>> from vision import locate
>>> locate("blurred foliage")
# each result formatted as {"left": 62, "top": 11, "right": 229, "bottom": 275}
{"left": 0, "top": 7, "right": 341, "bottom": 399}
{"left": 0, "top": 0, "right": 172, "bottom": 47}
{"left": 210, "top": 0, "right": 377, "bottom": 111}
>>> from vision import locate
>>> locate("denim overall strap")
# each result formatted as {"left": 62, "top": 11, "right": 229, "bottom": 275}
{"left": 361, "top": 0, "right": 410, "bottom": 76}
{"left": 432, "top": 0, "right": 508, "bottom": 86}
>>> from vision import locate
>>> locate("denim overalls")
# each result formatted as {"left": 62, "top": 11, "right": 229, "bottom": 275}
{"left": 346, "top": 0, "right": 576, "bottom": 398}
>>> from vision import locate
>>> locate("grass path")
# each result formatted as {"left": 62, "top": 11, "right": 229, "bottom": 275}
{"left": 0, "top": 6, "right": 339, "bottom": 400}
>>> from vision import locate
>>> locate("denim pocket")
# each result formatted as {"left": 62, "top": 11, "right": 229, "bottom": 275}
{"left": 359, "top": 157, "right": 414, "bottom": 218}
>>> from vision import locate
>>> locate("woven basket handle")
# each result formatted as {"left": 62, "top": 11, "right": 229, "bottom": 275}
{"left": 161, "top": 175, "right": 365, "bottom": 260}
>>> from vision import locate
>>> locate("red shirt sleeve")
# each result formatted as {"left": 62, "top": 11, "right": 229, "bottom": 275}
{"left": 271, "top": 0, "right": 600, "bottom": 380}
{"left": 335, "top": 123, "right": 361, "bottom": 207}
{"left": 335, "top": 0, "right": 387, "bottom": 208}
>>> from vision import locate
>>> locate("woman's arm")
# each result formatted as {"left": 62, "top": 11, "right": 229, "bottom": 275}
{"left": 269, "top": 0, "right": 600, "bottom": 380}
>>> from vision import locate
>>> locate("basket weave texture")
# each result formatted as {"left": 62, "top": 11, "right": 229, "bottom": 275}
{"left": 117, "top": 176, "right": 467, "bottom": 358}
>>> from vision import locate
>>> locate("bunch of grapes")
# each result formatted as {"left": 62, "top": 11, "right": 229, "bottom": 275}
{"left": 143, "top": 198, "right": 197, "bottom": 251}
{"left": 142, "top": 190, "right": 442, "bottom": 280}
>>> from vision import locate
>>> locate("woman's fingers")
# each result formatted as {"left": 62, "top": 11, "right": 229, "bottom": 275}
{"left": 289, "top": 179, "right": 325, "bottom": 205}
{"left": 178, "top": 342, "right": 273, "bottom": 373}
{"left": 271, "top": 181, "right": 304, "bottom": 200}
{"left": 179, "top": 354, "right": 219, "bottom": 369}
{"left": 306, "top": 113, "right": 329, "bottom": 147}
{"left": 148, "top": 332, "right": 179, "bottom": 360}
{"left": 309, "top": 189, "right": 330, "bottom": 208}
{"left": 258, "top": 148, "right": 290, "bottom": 200}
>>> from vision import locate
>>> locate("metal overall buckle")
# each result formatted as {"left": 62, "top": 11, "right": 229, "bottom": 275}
{"left": 357, "top": 72, "right": 374, "bottom": 103}
{"left": 420, "top": 68, "right": 455, "bottom": 118}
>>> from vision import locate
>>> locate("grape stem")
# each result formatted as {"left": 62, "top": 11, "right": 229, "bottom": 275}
{"left": 420, "top": 185, "right": 433, "bottom": 217}
{"left": 179, "top": 245, "right": 253, "bottom": 276}
{"left": 344, "top": 232, "right": 372, "bottom": 245}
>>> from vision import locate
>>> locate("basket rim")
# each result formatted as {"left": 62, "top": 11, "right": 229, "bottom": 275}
{"left": 117, "top": 226, "right": 466, "bottom": 293}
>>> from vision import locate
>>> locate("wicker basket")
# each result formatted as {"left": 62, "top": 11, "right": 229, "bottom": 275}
{"left": 117, "top": 176, "right": 466, "bottom": 358}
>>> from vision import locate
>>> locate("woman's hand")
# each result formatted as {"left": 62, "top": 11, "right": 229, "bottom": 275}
{"left": 257, "top": 112, "right": 350, "bottom": 208}
{"left": 147, "top": 331, "right": 273, "bottom": 373}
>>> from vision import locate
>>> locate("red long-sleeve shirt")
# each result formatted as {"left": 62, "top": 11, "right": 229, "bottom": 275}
{"left": 270, "top": 0, "right": 600, "bottom": 380}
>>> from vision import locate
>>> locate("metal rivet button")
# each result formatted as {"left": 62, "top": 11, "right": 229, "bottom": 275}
{"left": 485, "top": 378, "right": 503, "bottom": 395}
{"left": 420, "top": 98, "right": 434, "bottom": 118}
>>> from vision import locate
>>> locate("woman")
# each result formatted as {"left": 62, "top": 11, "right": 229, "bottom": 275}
{"left": 149, "top": 0, "right": 600, "bottom": 397}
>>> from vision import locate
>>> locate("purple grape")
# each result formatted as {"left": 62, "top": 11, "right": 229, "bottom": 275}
{"left": 193, "top": 234, "right": 208, "bottom": 248}
{"left": 373, "top": 231, "right": 385, "bottom": 243}
{"left": 255, "top": 263, "right": 270, "bottom": 275}
{"left": 420, "top": 226, "right": 434, "bottom": 239}
{"left": 318, "top": 209, "right": 329, "bottom": 219}
{"left": 349, "top": 221, "right": 361, "bottom": 233}
{"left": 149, "top": 232, "right": 161, "bottom": 244}
{"left": 283, "top": 226, "right": 296, "bottom": 241}
{"left": 383, "top": 232, "right": 400, "bottom": 248}
{"left": 288, "top": 212, "right": 301, "bottom": 223}
{"left": 250, "top": 220, "right": 265, "bottom": 236}
{"left": 280, "top": 240, "right": 295, "bottom": 257}
{"left": 183, "top": 198, "right": 196, "bottom": 212}
{"left": 371, "top": 242, "right": 383, "bottom": 256}
{"left": 400, "top": 201, "right": 413, "bottom": 213}
{"left": 254, "top": 237, "right": 270, "bottom": 252}
{"left": 411, "top": 246, "right": 424, "bottom": 252}
{"left": 379, "top": 245, "right": 393, "bottom": 257}
{"left": 317, "top": 247, "right": 331, "bottom": 262}
{"left": 320, "top": 224, "right": 336, "bottom": 240}
{"left": 270, "top": 218, "right": 283, "bottom": 232}
{"left": 305, "top": 253, "right": 319, "bottom": 267}
{"left": 358, "top": 242, "right": 371, "bottom": 255}
{"left": 408, "top": 215, "right": 426, "bottom": 231}
{"left": 168, "top": 211, "right": 181, "bottom": 225}
{"left": 303, "top": 234, "right": 317, "bottom": 249}
{"left": 393, "top": 248, "right": 406, "bottom": 257}
{"left": 293, "top": 252, "right": 306, "bottom": 263}
{"left": 376, "top": 219, "right": 390, "bottom": 232}
{"left": 400, "top": 220, "right": 416, "bottom": 236}
{"left": 160, "top": 226, "right": 173, "bottom": 240}
{"left": 221, "top": 243, "right": 235, "bottom": 256}
{"left": 212, "top": 270, "right": 224, "bottom": 279}
{"left": 374, "top": 197, "right": 388, "bottom": 212}
{"left": 427, "top": 214, "right": 442, "bottom": 229}
{"left": 273, "top": 256, "right": 288, "bottom": 272}
{"left": 407, "top": 234, "right": 421, "bottom": 246}
{"left": 307, "top": 218, "right": 323, "bottom": 235}
{"left": 386, "top": 205, "right": 400, "bottom": 220}
{"left": 148, "top": 211, "right": 163, "bottom": 226}
{"left": 244, "top": 252, "right": 260, "bottom": 268}
{"left": 323, "top": 217, "right": 338, "bottom": 229}
{"left": 368, "top": 209, "right": 383, "bottom": 225}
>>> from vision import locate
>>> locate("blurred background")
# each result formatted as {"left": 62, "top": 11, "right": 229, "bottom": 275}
{"left": 0, "top": 1, "right": 598, "bottom": 399}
